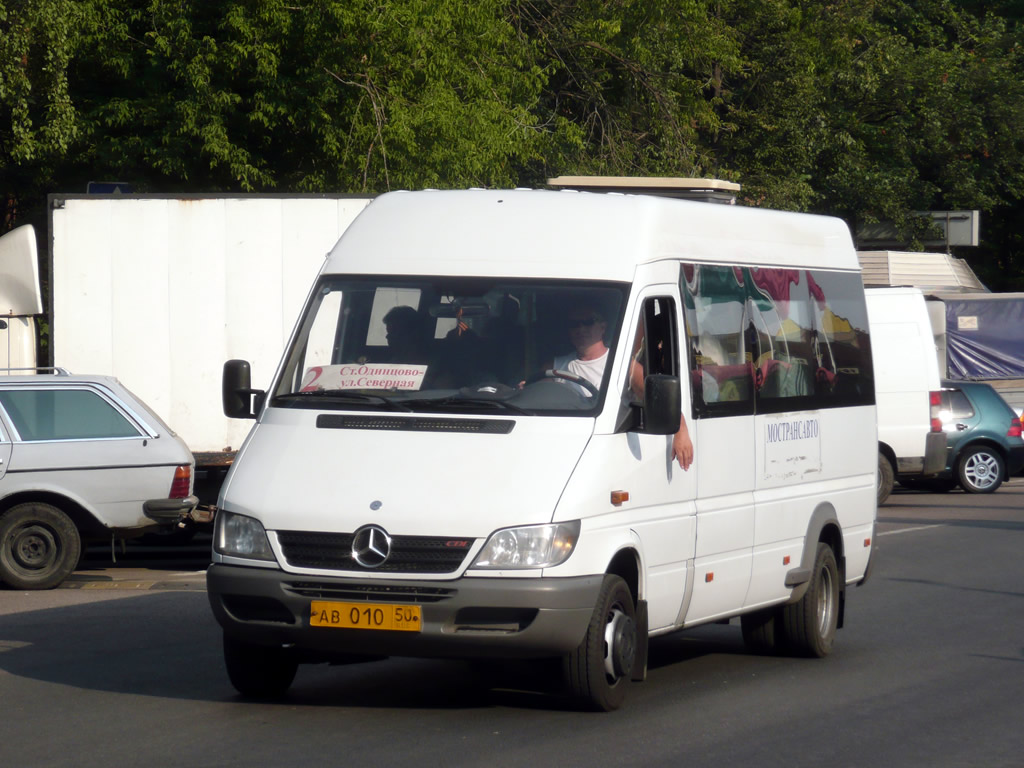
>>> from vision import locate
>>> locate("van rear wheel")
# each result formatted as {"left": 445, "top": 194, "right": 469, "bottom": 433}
{"left": 223, "top": 634, "right": 298, "bottom": 699}
{"left": 0, "top": 503, "right": 81, "bottom": 590}
{"left": 781, "top": 543, "right": 839, "bottom": 658}
{"left": 563, "top": 574, "right": 635, "bottom": 711}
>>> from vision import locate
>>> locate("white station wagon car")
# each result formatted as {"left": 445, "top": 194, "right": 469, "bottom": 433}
{"left": 0, "top": 371, "right": 197, "bottom": 589}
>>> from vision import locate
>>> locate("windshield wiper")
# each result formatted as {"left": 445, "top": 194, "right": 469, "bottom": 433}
{"left": 275, "top": 391, "right": 412, "bottom": 411}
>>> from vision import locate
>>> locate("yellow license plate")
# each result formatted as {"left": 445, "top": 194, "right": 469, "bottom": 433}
{"left": 310, "top": 600, "right": 422, "bottom": 632}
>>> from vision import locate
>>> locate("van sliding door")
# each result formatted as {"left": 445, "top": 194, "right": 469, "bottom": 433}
{"left": 679, "top": 264, "right": 756, "bottom": 624}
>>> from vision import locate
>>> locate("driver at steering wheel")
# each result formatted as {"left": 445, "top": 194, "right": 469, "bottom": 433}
{"left": 552, "top": 305, "right": 609, "bottom": 397}
{"left": 517, "top": 301, "right": 608, "bottom": 397}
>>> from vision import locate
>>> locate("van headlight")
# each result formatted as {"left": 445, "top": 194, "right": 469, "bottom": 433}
{"left": 215, "top": 510, "right": 276, "bottom": 561}
{"left": 472, "top": 521, "right": 580, "bottom": 569}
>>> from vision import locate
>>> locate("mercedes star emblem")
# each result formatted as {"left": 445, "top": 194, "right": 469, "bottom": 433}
{"left": 351, "top": 524, "right": 392, "bottom": 568}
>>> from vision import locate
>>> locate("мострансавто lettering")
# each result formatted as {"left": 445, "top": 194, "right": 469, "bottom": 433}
{"left": 765, "top": 419, "right": 820, "bottom": 444}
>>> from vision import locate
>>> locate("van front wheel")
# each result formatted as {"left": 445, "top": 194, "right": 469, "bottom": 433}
{"left": 563, "top": 574, "right": 636, "bottom": 711}
{"left": 223, "top": 634, "right": 298, "bottom": 699}
{"left": 781, "top": 543, "right": 839, "bottom": 658}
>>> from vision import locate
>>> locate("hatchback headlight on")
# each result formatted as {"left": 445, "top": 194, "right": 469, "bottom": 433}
{"left": 472, "top": 521, "right": 581, "bottom": 569}
{"left": 215, "top": 510, "right": 276, "bottom": 561}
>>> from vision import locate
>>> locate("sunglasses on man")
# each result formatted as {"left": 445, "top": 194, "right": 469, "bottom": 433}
{"left": 568, "top": 316, "right": 602, "bottom": 329}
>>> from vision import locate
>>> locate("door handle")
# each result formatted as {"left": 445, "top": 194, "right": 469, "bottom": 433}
{"left": 956, "top": 423, "right": 968, "bottom": 431}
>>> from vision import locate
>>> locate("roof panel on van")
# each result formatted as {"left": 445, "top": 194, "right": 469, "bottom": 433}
{"left": 324, "top": 189, "right": 858, "bottom": 280}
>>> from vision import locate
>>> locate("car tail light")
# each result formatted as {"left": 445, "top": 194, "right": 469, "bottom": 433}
{"left": 1009, "top": 419, "right": 1023, "bottom": 439}
{"left": 169, "top": 465, "right": 192, "bottom": 499}
{"left": 929, "top": 391, "right": 943, "bottom": 432}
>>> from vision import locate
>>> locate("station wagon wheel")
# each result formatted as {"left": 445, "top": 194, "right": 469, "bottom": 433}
{"left": 223, "top": 633, "right": 298, "bottom": 699}
{"left": 0, "top": 503, "right": 82, "bottom": 590}
{"left": 957, "top": 445, "right": 1004, "bottom": 493}
{"left": 563, "top": 574, "right": 636, "bottom": 711}
{"left": 781, "top": 542, "right": 839, "bottom": 658}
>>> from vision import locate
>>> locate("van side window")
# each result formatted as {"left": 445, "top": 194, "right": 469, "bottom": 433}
{"left": 681, "top": 264, "right": 755, "bottom": 418}
{"left": 626, "top": 297, "right": 678, "bottom": 403}
{"left": 682, "top": 265, "right": 874, "bottom": 417}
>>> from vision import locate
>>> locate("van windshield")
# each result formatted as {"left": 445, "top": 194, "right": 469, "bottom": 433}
{"left": 272, "top": 277, "right": 627, "bottom": 416}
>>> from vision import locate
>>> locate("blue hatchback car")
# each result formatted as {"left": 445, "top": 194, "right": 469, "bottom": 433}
{"left": 932, "top": 381, "right": 1024, "bottom": 493}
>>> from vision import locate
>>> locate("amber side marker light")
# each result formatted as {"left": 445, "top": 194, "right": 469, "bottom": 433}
{"left": 610, "top": 490, "right": 630, "bottom": 506}
{"left": 864, "top": 538, "right": 872, "bottom": 548}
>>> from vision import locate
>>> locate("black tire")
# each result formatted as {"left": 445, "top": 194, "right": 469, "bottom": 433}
{"left": 957, "top": 445, "right": 1004, "bottom": 494}
{"left": 877, "top": 453, "right": 895, "bottom": 505}
{"left": 741, "top": 606, "right": 783, "bottom": 654}
{"left": 563, "top": 574, "right": 636, "bottom": 712}
{"left": 0, "top": 503, "right": 82, "bottom": 590}
{"left": 781, "top": 543, "right": 839, "bottom": 658}
{"left": 223, "top": 634, "right": 298, "bottom": 699}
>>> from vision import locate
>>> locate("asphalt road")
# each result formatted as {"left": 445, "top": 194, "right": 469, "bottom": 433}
{"left": 1, "top": 480, "right": 1022, "bottom": 768}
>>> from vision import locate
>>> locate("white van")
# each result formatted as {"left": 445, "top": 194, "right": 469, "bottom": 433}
{"left": 864, "top": 288, "right": 947, "bottom": 503}
{"left": 208, "top": 188, "right": 877, "bottom": 711}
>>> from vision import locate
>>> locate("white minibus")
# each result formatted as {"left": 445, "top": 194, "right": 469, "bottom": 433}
{"left": 209, "top": 187, "right": 877, "bottom": 711}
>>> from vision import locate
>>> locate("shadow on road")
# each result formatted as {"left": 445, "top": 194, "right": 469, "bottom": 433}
{"left": 0, "top": 589, "right": 770, "bottom": 711}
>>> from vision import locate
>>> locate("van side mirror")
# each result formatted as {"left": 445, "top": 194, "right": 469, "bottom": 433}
{"left": 223, "top": 359, "right": 263, "bottom": 419}
{"left": 643, "top": 374, "right": 681, "bottom": 435}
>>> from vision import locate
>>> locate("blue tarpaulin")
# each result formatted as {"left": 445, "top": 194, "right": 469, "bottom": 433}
{"left": 943, "top": 294, "right": 1024, "bottom": 379}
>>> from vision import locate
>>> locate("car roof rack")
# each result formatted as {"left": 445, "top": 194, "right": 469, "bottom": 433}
{"left": 547, "top": 176, "right": 741, "bottom": 205}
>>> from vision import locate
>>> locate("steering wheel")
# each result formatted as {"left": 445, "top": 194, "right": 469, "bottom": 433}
{"left": 524, "top": 369, "right": 600, "bottom": 398}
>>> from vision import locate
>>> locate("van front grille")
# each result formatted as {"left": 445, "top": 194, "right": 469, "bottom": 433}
{"left": 277, "top": 530, "right": 473, "bottom": 574}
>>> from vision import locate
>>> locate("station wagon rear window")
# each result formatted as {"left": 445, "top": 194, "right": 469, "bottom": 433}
{"left": 0, "top": 389, "right": 142, "bottom": 441}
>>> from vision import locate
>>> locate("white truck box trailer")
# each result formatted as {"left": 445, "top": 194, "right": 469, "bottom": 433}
{"left": 47, "top": 194, "right": 373, "bottom": 504}
{"left": 0, "top": 225, "right": 44, "bottom": 371}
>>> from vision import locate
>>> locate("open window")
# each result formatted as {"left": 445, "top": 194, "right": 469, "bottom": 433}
{"left": 619, "top": 296, "right": 680, "bottom": 431}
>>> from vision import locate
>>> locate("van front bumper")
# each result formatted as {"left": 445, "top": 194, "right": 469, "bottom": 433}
{"left": 206, "top": 564, "right": 602, "bottom": 660}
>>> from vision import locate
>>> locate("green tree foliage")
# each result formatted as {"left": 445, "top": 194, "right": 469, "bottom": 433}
{"left": 512, "top": 0, "right": 742, "bottom": 178}
{"left": 64, "top": 0, "right": 556, "bottom": 192}
{"left": 0, "top": 0, "right": 86, "bottom": 225}
{"left": 2, "top": 0, "right": 1023, "bottom": 287}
